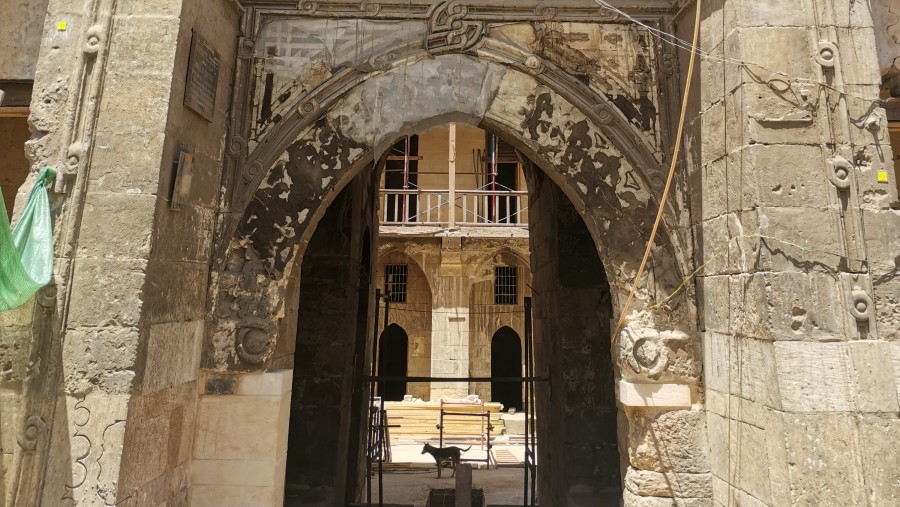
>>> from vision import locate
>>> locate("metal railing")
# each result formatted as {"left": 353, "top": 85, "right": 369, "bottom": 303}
{"left": 379, "top": 188, "right": 528, "bottom": 227}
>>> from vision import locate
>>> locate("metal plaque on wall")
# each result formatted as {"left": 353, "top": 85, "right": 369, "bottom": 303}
{"left": 184, "top": 31, "right": 220, "bottom": 121}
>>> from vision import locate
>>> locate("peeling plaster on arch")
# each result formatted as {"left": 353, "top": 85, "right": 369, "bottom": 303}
{"left": 207, "top": 56, "right": 694, "bottom": 373}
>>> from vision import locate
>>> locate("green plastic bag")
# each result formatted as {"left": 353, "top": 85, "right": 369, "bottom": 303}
{"left": 0, "top": 167, "right": 56, "bottom": 311}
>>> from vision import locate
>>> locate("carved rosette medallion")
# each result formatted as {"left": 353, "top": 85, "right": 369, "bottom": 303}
{"left": 661, "top": 52, "right": 677, "bottom": 75}
{"left": 297, "top": 97, "right": 321, "bottom": 119}
{"left": 228, "top": 136, "right": 248, "bottom": 158}
{"left": 524, "top": 55, "right": 545, "bottom": 75}
{"left": 236, "top": 325, "right": 275, "bottom": 364}
{"left": 618, "top": 325, "right": 698, "bottom": 382}
{"left": 37, "top": 283, "right": 57, "bottom": 308}
{"left": 238, "top": 37, "right": 255, "bottom": 59}
{"left": 534, "top": 4, "right": 558, "bottom": 19}
{"left": 426, "top": 2, "right": 485, "bottom": 55}
{"left": 849, "top": 289, "right": 873, "bottom": 322}
{"left": 593, "top": 102, "right": 615, "bottom": 124}
{"left": 620, "top": 327, "right": 670, "bottom": 378}
{"left": 298, "top": 1, "right": 319, "bottom": 13}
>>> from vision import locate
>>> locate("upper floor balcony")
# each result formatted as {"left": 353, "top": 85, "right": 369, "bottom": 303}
{"left": 379, "top": 186, "right": 528, "bottom": 229}
{"left": 377, "top": 124, "right": 529, "bottom": 237}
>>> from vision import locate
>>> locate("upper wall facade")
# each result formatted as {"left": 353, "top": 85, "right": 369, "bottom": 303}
{"left": 0, "top": 0, "right": 49, "bottom": 81}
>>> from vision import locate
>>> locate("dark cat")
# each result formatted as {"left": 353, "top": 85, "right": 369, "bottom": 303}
{"left": 421, "top": 443, "right": 472, "bottom": 478}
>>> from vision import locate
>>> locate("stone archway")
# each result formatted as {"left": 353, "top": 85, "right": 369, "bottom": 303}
{"left": 377, "top": 324, "right": 409, "bottom": 402}
{"left": 199, "top": 26, "right": 705, "bottom": 507}
{"left": 208, "top": 53, "right": 696, "bottom": 366}
{"left": 490, "top": 326, "right": 523, "bottom": 412}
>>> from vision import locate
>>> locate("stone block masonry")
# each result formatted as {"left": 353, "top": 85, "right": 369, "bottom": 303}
{"left": 1, "top": 1, "right": 897, "bottom": 506}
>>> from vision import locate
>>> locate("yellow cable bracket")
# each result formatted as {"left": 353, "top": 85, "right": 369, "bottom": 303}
{"left": 611, "top": 0, "right": 703, "bottom": 343}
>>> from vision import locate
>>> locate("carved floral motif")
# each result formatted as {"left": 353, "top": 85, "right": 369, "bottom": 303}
{"left": 618, "top": 324, "right": 698, "bottom": 382}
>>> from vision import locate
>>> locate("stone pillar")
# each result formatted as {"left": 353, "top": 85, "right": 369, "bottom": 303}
{"left": 526, "top": 172, "right": 631, "bottom": 504}
{"left": 6, "top": 0, "right": 188, "bottom": 504}
{"left": 691, "top": 0, "right": 900, "bottom": 505}
{"left": 5, "top": 0, "right": 241, "bottom": 504}
{"left": 191, "top": 371, "right": 293, "bottom": 507}
{"left": 430, "top": 237, "right": 471, "bottom": 399}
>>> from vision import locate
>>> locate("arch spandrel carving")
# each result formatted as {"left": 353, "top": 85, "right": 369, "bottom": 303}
{"left": 234, "top": 12, "right": 669, "bottom": 213}
{"left": 207, "top": 53, "right": 695, "bottom": 373}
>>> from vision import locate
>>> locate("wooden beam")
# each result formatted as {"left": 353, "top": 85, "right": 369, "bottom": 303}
{"left": 885, "top": 98, "right": 900, "bottom": 123}
{"left": 386, "top": 155, "right": 424, "bottom": 161}
{"left": 448, "top": 123, "right": 457, "bottom": 229}
{"left": 0, "top": 107, "right": 29, "bottom": 118}
{"left": 0, "top": 81, "right": 33, "bottom": 107}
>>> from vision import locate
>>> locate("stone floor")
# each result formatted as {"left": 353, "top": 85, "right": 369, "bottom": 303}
{"left": 285, "top": 441, "right": 622, "bottom": 506}
{"left": 285, "top": 441, "right": 529, "bottom": 507}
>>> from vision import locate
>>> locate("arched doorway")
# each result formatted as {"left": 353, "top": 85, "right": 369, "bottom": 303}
{"left": 491, "top": 326, "right": 523, "bottom": 412}
{"left": 205, "top": 30, "right": 700, "bottom": 506}
{"left": 378, "top": 324, "right": 408, "bottom": 402}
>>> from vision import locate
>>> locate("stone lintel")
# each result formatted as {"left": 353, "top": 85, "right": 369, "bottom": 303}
{"left": 617, "top": 379, "right": 692, "bottom": 408}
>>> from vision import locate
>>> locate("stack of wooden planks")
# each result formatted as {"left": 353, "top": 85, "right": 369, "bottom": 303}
{"left": 382, "top": 401, "right": 506, "bottom": 438}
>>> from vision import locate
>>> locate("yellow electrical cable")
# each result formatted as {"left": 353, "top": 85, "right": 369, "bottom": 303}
{"left": 611, "top": 0, "right": 703, "bottom": 342}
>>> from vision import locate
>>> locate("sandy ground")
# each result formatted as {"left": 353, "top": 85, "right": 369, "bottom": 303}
{"left": 286, "top": 440, "right": 623, "bottom": 506}
{"left": 368, "top": 442, "right": 529, "bottom": 506}
{"left": 286, "top": 441, "right": 532, "bottom": 506}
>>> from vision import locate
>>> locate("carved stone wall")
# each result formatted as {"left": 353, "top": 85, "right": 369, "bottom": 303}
{"left": 372, "top": 236, "right": 532, "bottom": 403}
{"left": 208, "top": 56, "right": 693, "bottom": 374}
{"left": 4, "top": 0, "right": 241, "bottom": 505}
{"left": 283, "top": 178, "right": 374, "bottom": 505}
{"left": 686, "top": 0, "right": 900, "bottom": 505}
{"left": 374, "top": 245, "right": 434, "bottom": 401}
{"left": 9, "top": 0, "right": 898, "bottom": 506}
{"left": 467, "top": 245, "right": 532, "bottom": 403}
{"left": 873, "top": 0, "right": 900, "bottom": 90}
{"left": 526, "top": 170, "right": 628, "bottom": 503}
{"left": 206, "top": 4, "right": 698, "bottom": 506}
{"left": 0, "top": 0, "right": 49, "bottom": 81}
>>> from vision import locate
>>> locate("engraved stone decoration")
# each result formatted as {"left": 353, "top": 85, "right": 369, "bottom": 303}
{"left": 815, "top": 40, "right": 839, "bottom": 68}
{"left": 849, "top": 288, "right": 874, "bottom": 322}
{"left": 618, "top": 324, "right": 698, "bottom": 382}
{"left": 827, "top": 156, "right": 853, "bottom": 189}
{"left": 17, "top": 415, "right": 47, "bottom": 451}
{"left": 845, "top": 274, "right": 874, "bottom": 323}
{"left": 228, "top": 135, "right": 248, "bottom": 157}
{"left": 184, "top": 31, "right": 221, "bottom": 121}
{"left": 237, "top": 36, "right": 255, "bottom": 59}
{"left": 297, "top": 97, "right": 321, "bottom": 119}
{"left": 236, "top": 325, "right": 276, "bottom": 364}
{"left": 82, "top": 25, "right": 103, "bottom": 55}
{"left": 839, "top": 274, "right": 880, "bottom": 340}
{"left": 426, "top": 2, "right": 485, "bottom": 54}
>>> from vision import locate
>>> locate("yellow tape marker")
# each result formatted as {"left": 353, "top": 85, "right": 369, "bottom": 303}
{"left": 877, "top": 170, "right": 889, "bottom": 183}
{"left": 57, "top": 21, "right": 67, "bottom": 31}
